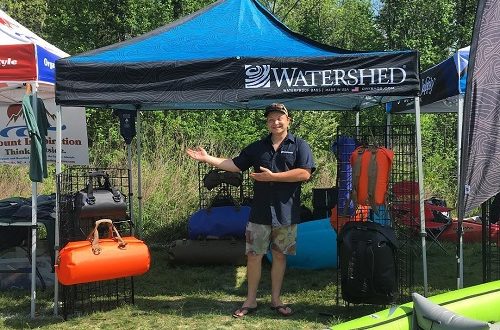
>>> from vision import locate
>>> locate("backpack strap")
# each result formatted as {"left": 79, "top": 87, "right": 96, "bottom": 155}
{"left": 344, "top": 147, "right": 365, "bottom": 216}
{"left": 367, "top": 146, "right": 379, "bottom": 214}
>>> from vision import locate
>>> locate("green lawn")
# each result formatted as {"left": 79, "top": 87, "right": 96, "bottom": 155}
{"left": 0, "top": 242, "right": 485, "bottom": 330}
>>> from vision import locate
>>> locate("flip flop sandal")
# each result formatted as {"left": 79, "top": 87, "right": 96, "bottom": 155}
{"left": 270, "top": 305, "right": 293, "bottom": 317}
{"left": 232, "top": 306, "right": 258, "bottom": 318}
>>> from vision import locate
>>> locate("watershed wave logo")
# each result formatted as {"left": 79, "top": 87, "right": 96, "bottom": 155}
{"left": 244, "top": 64, "right": 408, "bottom": 91}
{"left": 245, "top": 65, "right": 271, "bottom": 89}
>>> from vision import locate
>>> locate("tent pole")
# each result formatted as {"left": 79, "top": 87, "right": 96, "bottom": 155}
{"left": 355, "top": 111, "right": 360, "bottom": 136}
{"left": 127, "top": 143, "right": 134, "bottom": 235}
{"left": 386, "top": 112, "right": 391, "bottom": 148}
{"left": 54, "top": 105, "right": 62, "bottom": 315}
{"left": 457, "top": 94, "right": 464, "bottom": 289}
{"left": 414, "top": 96, "right": 428, "bottom": 296}
{"left": 30, "top": 182, "right": 37, "bottom": 319}
{"left": 137, "top": 110, "right": 143, "bottom": 237}
{"left": 30, "top": 83, "right": 38, "bottom": 319}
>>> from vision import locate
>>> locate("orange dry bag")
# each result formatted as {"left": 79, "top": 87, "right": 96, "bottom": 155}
{"left": 56, "top": 219, "right": 150, "bottom": 285}
{"left": 330, "top": 205, "right": 369, "bottom": 232}
{"left": 350, "top": 146, "right": 394, "bottom": 211}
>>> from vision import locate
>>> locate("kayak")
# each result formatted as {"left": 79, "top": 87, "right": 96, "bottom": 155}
{"left": 331, "top": 280, "right": 500, "bottom": 329}
{"left": 439, "top": 219, "right": 500, "bottom": 243}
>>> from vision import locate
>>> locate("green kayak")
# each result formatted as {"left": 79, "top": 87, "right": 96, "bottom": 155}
{"left": 332, "top": 280, "right": 500, "bottom": 329}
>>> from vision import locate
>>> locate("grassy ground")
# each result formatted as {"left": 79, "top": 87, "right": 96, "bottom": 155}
{"left": 0, "top": 241, "right": 486, "bottom": 330}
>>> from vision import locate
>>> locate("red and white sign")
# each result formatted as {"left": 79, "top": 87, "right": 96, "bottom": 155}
{"left": 0, "top": 44, "right": 36, "bottom": 81}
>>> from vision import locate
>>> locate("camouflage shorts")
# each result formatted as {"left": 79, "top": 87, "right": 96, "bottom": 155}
{"left": 245, "top": 222, "right": 297, "bottom": 256}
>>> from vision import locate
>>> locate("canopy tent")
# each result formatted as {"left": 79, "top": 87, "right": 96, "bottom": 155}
{"left": 386, "top": 46, "right": 471, "bottom": 289}
{"left": 387, "top": 46, "right": 469, "bottom": 114}
{"left": 0, "top": 9, "right": 69, "bottom": 318}
{"left": 458, "top": 0, "right": 500, "bottom": 286}
{"left": 55, "top": 0, "right": 419, "bottom": 110}
{"left": 0, "top": 9, "right": 67, "bottom": 100}
{"left": 54, "top": 0, "right": 430, "bottom": 300}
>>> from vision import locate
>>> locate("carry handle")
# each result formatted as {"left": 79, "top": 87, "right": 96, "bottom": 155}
{"left": 85, "top": 171, "right": 122, "bottom": 204}
{"left": 88, "top": 219, "right": 127, "bottom": 255}
{"left": 88, "top": 170, "right": 107, "bottom": 178}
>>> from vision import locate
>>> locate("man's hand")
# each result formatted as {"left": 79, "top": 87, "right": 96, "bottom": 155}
{"left": 186, "top": 147, "right": 208, "bottom": 162}
{"left": 250, "top": 166, "right": 275, "bottom": 181}
{"left": 250, "top": 167, "right": 312, "bottom": 182}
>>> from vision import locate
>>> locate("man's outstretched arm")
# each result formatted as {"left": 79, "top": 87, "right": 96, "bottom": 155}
{"left": 186, "top": 147, "right": 241, "bottom": 172}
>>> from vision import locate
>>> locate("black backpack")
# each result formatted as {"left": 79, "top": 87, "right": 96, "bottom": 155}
{"left": 338, "top": 221, "right": 399, "bottom": 305}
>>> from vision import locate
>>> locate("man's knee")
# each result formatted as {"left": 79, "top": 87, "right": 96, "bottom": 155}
{"left": 271, "top": 250, "right": 286, "bottom": 262}
{"left": 247, "top": 253, "right": 263, "bottom": 264}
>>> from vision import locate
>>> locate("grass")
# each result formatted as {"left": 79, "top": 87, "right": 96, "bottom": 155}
{"left": 0, "top": 128, "right": 488, "bottom": 329}
{"left": 0, "top": 241, "right": 487, "bottom": 330}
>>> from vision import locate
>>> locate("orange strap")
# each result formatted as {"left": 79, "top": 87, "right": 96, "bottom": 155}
{"left": 347, "top": 146, "right": 365, "bottom": 215}
{"left": 367, "top": 146, "right": 379, "bottom": 213}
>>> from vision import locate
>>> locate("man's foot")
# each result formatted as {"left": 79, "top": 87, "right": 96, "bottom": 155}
{"left": 232, "top": 306, "right": 258, "bottom": 318}
{"left": 270, "top": 304, "right": 293, "bottom": 317}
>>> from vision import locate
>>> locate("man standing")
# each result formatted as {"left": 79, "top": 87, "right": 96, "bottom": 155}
{"left": 186, "top": 103, "right": 315, "bottom": 318}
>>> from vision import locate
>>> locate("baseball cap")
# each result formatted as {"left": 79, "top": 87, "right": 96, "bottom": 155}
{"left": 264, "top": 103, "right": 289, "bottom": 117}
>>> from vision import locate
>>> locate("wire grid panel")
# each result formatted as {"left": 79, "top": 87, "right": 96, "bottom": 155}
{"left": 334, "top": 124, "right": 416, "bottom": 304}
{"left": 482, "top": 200, "right": 500, "bottom": 282}
{"left": 60, "top": 277, "right": 134, "bottom": 319}
{"left": 57, "top": 167, "right": 134, "bottom": 318}
{"left": 197, "top": 162, "right": 253, "bottom": 209}
{"left": 58, "top": 167, "right": 131, "bottom": 244}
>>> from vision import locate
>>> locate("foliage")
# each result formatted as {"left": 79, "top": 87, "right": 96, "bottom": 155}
{"left": 43, "top": 0, "right": 172, "bottom": 54}
{"left": 377, "top": 0, "right": 477, "bottom": 68}
{"left": 271, "top": 0, "right": 384, "bottom": 50}
{"left": 420, "top": 113, "right": 459, "bottom": 204}
{"left": 0, "top": 0, "right": 47, "bottom": 35}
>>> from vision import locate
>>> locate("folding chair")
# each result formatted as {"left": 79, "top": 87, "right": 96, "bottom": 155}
{"left": 391, "top": 181, "right": 453, "bottom": 253}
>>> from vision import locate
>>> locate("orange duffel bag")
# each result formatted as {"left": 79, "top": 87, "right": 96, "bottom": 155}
{"left": 56, "top": 219, "right": 150, "bottom": 285}
{"left": 350, "top": 146, "right": 394, "bottom": 210}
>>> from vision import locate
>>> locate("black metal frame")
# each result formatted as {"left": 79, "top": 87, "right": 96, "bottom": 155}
{"left": 197, "top": 162, "right": 253, "bottom": 209}
{"left": 334, "top": 124, "right": 417, "bottom": 305}
{"left": 481, "top": 199, "right": 500, "bottom": 282}
{"left": 57, "top": 167, "right": 134, "bottom": 319}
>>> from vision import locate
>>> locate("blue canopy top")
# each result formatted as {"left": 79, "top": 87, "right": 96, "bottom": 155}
{"left": 69, "top": 0, "right": 385, "bottom": 63}
{"left": 56, "top": 0, "right": 420, "bottom": 110}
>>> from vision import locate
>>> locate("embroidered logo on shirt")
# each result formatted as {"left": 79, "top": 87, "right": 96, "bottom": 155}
{"left": 281, "top": 151, "right": 294, "bottom": 154}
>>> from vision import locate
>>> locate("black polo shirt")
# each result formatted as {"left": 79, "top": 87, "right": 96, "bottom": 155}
{"left": 232, "top": 132, "right": 316, "bottom": 227}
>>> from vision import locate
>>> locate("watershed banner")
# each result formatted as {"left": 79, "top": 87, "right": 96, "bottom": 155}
{"left": 0, "top": 99, "right": 89, "bottom": 165}
{"left": 56, "top": 52, "right": 419, "bottom": 107}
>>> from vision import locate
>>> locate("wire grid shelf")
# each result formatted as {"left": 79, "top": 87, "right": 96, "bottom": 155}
{"left": 334, "top": 124, "right": 416, "bottom": 305}
{"left": 60, "top": 276, "right": 134, "bottom": 319}
{"left": 58, "top": 167, "right": 131, "bottom": 243}
{"left": 57, "top": 166, "right": 134, "bottom": 319}
{"left": 197, "top": 162, "right": 253, "bottom": 210}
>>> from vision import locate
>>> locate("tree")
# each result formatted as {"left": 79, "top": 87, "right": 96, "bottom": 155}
{"left": 455, "top": 0, "right": 477, "bottom": 48}
{"left": 43, "top": 0, "right": 173, "bottom": 54}
{"left": 0, "top": 0, "right": 48, "bottom": 37}
{"left": 261, "top": 0, "right": 383, "bottom": 50}
{"left": 377, "top": 0, "right": 477, "bottom": 202}
{"left": 377, "top": 0, "right": 477, "bottom": 68}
